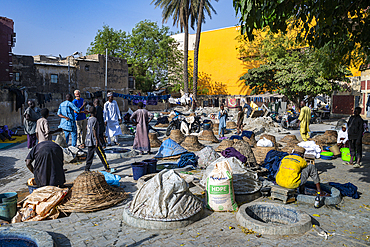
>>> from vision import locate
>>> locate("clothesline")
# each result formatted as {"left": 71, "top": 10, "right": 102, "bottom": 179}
{"left": 112, "top": 93, "right": 171, "bottom": 101}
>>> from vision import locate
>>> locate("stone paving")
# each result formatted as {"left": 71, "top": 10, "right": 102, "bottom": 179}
{"left": 1, "top": 121, "right": 370, "bottom": 246}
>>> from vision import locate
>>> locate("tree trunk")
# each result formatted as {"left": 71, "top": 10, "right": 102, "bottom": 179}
{"left": 183, "top": 1, "right": 189, "bottom": 95}
{"left": 192, "top": 0, "right": 205, "bottom": 111}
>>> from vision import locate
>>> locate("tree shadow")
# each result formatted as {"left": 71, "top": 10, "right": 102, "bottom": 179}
{"left": 47, "top": 231, "right": 72, "bottom": 247}
{"left": 315, "top": 161, "right": 336, "bottom": 175}
{"left": 0, "top": 156, "right": 19, "bottom": 185}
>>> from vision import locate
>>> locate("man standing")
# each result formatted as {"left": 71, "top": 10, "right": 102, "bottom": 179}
{"left": 94, "top": 98, "right": 106, "bottom": 148}
{"left": 130, "top": 102, "right": 153, "bottom": 154}
{"left": 347, "top": 107, "right": 364, "bottom": 168}
{"left": 24, "top": 100, "right": 40, "bottom": 149}
{"left": 104, "top": 92, "right": 122, "bottom": 145}
{"left": 218, "top": 104, "right": 228, "bottom": 138}
{"left": 25, "top": 140, "right": 65, "bottom": 187}
{"left": 298, "top": 101, "right": 311, "bottom": 141}
{"left": 57, "top": 94, "right": 83, "bottom": 147}
{"left": 72, "top": 90, "right": 87, "bottom": 148}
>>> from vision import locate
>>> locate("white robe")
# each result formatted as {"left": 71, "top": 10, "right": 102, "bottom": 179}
{"left": 104, "top": 100, "right": 122, "bottom": 137}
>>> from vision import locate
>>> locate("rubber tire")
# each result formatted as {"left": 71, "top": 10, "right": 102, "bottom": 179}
{"left": 166, "top": 123, "right": 176, "bottom": 136}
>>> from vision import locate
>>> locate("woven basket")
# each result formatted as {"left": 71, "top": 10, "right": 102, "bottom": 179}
{"left": 363, "top": 133, "right": 370, "bottom": 145}
{"left": 280, "top": 134, "right": 298, "bottom": 143}
{"left": 252, "top": 147, "right": 276, "bottom": 164}
{"left": 198, "top": 130, "right": 220, "bottom": 143}
{"left": 259, "top": 134, "right": 276, "bottom": 146}
{"left": 59, "top": 171, "right": 128, "bottom": 213}
{"left": 226, "top": 121, "right": 237, "bottom": 129}
{"left": 149, "top": 133, "right": 162, "bottom": 148}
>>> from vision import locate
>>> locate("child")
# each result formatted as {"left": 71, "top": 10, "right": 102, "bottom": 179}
{"left": 85, "top": 106, "right": 116, "bottom": 173}
{"left": 237, "top": 106, "right": 244, "bottom": 135}
{"left": 36, "top": 108, "right": 61, "bottom": 143}
{"left": 218, "top": 104, "right": 228, "bottom": 138}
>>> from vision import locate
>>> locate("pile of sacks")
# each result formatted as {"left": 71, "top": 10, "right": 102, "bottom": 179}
{"left": 243, "top": 116, "right": 289, "bottom": 135}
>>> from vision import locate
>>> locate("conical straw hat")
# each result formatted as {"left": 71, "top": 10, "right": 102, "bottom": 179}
{"left": 226, "top": 121, "right": 237, "bottom": 129}
{"left": 164, "top": 129, "right": 185, "bottom": 144}
{"left": 181, "top": 135, "right": 205, "bottom": 152}
{"left": 198, "top": 130, "right": 220, "bottom": 143}
{"left": 280, "top": 134, "right": 298, "bottom": 143}
{"left": 215, "top": 139, "right": 234, "bottom": 152}
{"left": 59, "top": 171, "right": 128, "bottom": 213}
{"left": 149, "top": 133, "right": 162, "bottom": 148}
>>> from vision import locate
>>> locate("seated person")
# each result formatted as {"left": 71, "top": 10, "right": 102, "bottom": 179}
{"left": 25, "top": 140, "right": 65, "bottom": 187}
{"left": 275, "top": 146, "right": 321, "bottom": 196}
{"left": 337, "top": 124, "right": 349, "bottom": 148}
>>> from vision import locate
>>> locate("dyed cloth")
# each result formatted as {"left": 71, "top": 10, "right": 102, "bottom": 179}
{"left": 229, "top": 135, "right": 243, "bottom": 140}
{"left": 241, "top": 131, "right": 253, "bottom": 139}
{"left": 221, "top": 147, "right": 247, "bottom": 163}
{"left": 262, "top": 150, "right": 289, "bottom": 180}
{"left": 36, "top": 117, "right": 52, "bottom": 142}
{"left": 57, "top": 100, "right": 80, "bottom": 132}
{"left": 104, "top": 100, "right": 122, "bottom": 139}
{"left": 23, "top": 107, "right": 40, "bottom": 135}
{"left": 178, "top": 152, "right": 197, "bottom": 168}
{"left": 130, "top": 109, "right": 153, "bottom": 152}
{"left": 298, "top": 106, "right": 311, "bottom": 141}
{"left": 329, "top": 182, "right": 359, "bottom": 199}
{"left": 26, "top": 141, "right": 65, "bottom": 187}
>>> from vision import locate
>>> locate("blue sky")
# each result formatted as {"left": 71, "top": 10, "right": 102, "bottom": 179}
{"left": 2, "top": 0, "right": 239, "bottom": 57}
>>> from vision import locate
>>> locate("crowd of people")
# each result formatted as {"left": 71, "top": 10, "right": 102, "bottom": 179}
{"left": 22, "top": 90, "right": 156, "bottom": 188}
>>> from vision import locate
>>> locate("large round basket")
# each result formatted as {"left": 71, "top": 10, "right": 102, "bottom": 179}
{"left": 252, "top": 147, "right": 276, "bottom": 165}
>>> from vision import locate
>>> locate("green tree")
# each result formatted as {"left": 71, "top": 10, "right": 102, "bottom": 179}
{"left": 233, "top": 0, "right": 370, "bottom": 66}
{"left": 87, "top": 20, "right": 182, "bottom": 92}
{"left": 238, "top": 30, "right": 351, "bottom": 106}
{"left": 87, "top": 25, "right": 128, "bottom": 57}
{"left": 152, "top": 0, "right": 193, "bottom": 95}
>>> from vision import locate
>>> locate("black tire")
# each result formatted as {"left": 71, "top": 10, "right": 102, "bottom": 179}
{"left": 166, "top": 123, "right": 176, "bottom": 136}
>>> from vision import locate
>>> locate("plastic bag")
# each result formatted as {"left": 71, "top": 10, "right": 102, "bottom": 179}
{"left": 206, "top": 160, "right": 238, "bottom": 212}
{"left": 100, "top": 171, "right": 121, "bottom": 187}
{"left": 195, "top": 147, "right": 220, "bottom": 169}
{"left": 256, "top": 137, "right": 274, "bottom": 147}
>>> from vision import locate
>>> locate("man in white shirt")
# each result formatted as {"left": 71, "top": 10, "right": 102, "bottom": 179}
{"left": 337, "top": 124, "right": 349, "bottom": 149}
{"left": 104, "top": 92, "right": 122, "bottom": 145}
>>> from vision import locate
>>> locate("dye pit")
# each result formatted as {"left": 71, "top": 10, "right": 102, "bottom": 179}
{"left": 0, "top": 237, "right": 37, "bottom": 247}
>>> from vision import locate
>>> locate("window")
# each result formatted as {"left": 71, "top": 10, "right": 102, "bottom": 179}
{"left": 15, "top": 72, "right": 20, "bottom": 82}
{"left": 85, "top": 65, "right": 89, "bottom": 71}
{"left": 50, "top": 74, "right": 58, "bottom": 83}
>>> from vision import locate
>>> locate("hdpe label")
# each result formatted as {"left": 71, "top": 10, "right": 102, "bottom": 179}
{"left": 210, "top": 185, "right": 229, "bottom": 195}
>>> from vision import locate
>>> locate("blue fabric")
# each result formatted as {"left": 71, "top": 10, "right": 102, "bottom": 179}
{"left": 99, "top": 171, "right": 121, "bottom": 187}
{"left": 58, "top": 100, "right": 80, "bottom": 131}
{"left": 229, "top": 135, "right": 243, "bottom": 140}
{"left": 329, "top": 182, "right": 359, "bottom": 199}
{"left": 262, "top": 150, "right": 289, "bottom": 180}
{"left": 154, "top": 138, "right": 188, "bottom": 159}
{"left": 241, "top": 131, "right": 253, "bottom": 139}
{"left": 178, "top": 152, "right": 198, "bottom": 168}
{"left": 72, "top": 98, "right": 86, "bottom": 121}
{"left": 64, "top": 130, "right": 77, "bottom": 147}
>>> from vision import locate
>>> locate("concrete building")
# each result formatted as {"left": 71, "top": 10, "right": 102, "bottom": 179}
{"left": 0, "top": 16, "right": 16, "bottom": 84}
{"left": 2, "top": 54, "right": 131, "bottom": 128}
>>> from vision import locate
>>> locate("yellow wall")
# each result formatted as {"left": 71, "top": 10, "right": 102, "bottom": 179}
{"left": 190, "top": 26, "right": 360, "bottom": 96}
{"left": 189, "top": 26, "right": 261, "bottom": 95}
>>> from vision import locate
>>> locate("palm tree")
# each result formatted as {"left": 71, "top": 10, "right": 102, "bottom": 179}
{"left": 152, "top": 0, "right": 193, "bottom": 95}
{"left": 192, "top": 0, "right": 217, "bottom": 110}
